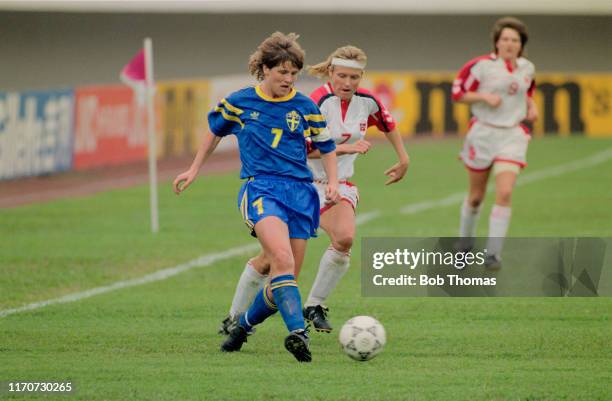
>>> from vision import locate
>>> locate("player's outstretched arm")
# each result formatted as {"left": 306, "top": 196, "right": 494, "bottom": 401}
{"left": 306, "top": 139, "right": 371, "bottom": 159}
{"left": 173, "top": 132, "right": 222, "bottom": 195}
{"left": 383, "top": 129, "right": 409, "bottom": 186}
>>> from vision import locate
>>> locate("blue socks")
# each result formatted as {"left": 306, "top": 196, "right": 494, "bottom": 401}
{"left": 239, "top": 274, "right": 305, "bottom": 333}
{"left": 270, "top": 274, "right": 305, "bottom": 332}
{"left": 240, "top": 283, "right": 277, "bottom": 332}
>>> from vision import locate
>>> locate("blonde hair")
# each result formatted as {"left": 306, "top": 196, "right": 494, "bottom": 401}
{"left": 308, "top": 45, "right": 367, "bottom": 79}
{"left": 248, "top": 32, "right": 305, "bottom": 81}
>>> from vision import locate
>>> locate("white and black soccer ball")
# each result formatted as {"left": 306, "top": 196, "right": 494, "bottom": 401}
{"left": 339, "top": 315, "right": 386, "bottom": 361}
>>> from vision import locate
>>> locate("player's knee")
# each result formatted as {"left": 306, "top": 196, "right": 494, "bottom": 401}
{"left": 268, "top": 248, "right": 295, "bottom": 274}
{"left": 333, "top": 233, "right": 354, "bottom": 253}
{"left": 496, "top": 188, "right": 513, "bottom": 205}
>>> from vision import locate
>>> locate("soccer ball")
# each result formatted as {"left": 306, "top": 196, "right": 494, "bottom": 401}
{"left": 339, "top": 315, "right": 386, "bottom": 361}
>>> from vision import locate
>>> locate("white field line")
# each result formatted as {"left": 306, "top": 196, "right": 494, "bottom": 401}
{"left": 2, "top": 147, "right": 611, "bottom": 318}
{"left": 355, "top": 210, "right": 382, "bottom": 226}
{"left": 0, "top": 243, "right": 260, "bottom": 318}
{"left": 400, "top": 147, "right": 612, "bottom": 215}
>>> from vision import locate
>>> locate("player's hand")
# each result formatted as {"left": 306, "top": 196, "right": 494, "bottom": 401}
{"left": 351, "top": 140, "right": 372, "bottom": 155}
{"left": 526, "top": 103, "right": 538, "bottom": 122}
{"left": 173, "top": 168, "right": 198, "bottom": 195}
{"left": 384, "top": 158, "right": 409, "bottom": 186}
{"left": 484, "top": 93, "right": 502, "bottom": 108}
{"left": 324, "top": 182, "right": 340, "bottom": 205}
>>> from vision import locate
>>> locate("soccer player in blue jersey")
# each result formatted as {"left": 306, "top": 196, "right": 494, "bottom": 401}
{"left": 222, "top": 46, "right": 409, "bottom": 334}
{"left": 173, "top": 32, "right": 339, "bottom": 362}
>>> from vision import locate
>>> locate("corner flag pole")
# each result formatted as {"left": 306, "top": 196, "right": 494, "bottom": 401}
{"left": 144, "top": 38, "right": 159, "bottom": 233}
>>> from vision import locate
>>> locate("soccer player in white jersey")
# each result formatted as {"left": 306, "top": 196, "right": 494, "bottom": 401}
{"left": 452, "top": 17, "right": 538, "bottom": 269}
{"left": 219, "top": 45, "right": 409, "bottom": 334}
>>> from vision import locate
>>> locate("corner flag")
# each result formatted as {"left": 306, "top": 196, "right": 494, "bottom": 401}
{"left": 120, "top": 49, "right": 146, "bottom": 84}
{"left": 121, "top": 39, "right": 159, "bottom": 234}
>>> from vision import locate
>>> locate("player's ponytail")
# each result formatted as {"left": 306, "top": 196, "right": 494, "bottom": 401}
{"left": 248, "top": 32, "right": 305, "bottom": 81}
{"left": 308, "top": 45, "right": 368, "bottom": 79}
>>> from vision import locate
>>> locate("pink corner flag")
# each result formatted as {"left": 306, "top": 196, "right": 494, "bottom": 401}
{"left": 120, "top": 48, "right": 146, "bottom": 84}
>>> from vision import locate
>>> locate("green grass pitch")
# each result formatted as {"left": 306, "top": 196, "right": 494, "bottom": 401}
{"left": 1, "top": 136, "right": 611, "bottom": 400}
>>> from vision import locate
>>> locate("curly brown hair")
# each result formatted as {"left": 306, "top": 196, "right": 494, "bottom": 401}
{"left": 248, "top": 32, "right": 305, "bottom": 81}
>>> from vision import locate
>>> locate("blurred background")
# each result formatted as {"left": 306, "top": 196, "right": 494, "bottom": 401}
{"left": 0, "top": 0, "right": 611, "bottom": 191}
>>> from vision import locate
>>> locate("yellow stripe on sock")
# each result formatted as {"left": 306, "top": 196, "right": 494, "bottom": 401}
{"left": 270, "top": 280, "right": 298, "bottom": 290}
{"left": 262, "top": 284, "right": 277, "bottom": 309}
{"left": 270, "top": 280, "right": 296, "bottom": 287}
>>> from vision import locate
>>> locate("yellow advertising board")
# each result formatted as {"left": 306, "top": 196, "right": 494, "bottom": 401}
{"left": 155, "top": 72, "right": 611, "bottom": 160}
{"left": 363, "top": 72, "right": 612, "bottom": 137}
{"left": 156, "top": 80, "right": 211, "bottom": 158}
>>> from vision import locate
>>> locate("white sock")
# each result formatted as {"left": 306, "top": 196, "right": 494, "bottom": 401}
{"left": 228, "top": 261, "right": 267, "bottom": 318}
{"left": 486, "top": 204, "right": 512, "bottom": 257}
{"left": 459, "top": 197, "right": 482, "bottom": 237}
{"left": 305, "top": 246, "right": 350, "bottom": 307}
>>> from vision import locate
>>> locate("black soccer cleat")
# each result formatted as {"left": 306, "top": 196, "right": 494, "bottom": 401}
{"left": 218, "top": 315, "right": 255, "bottom": 336}
{"left": 484, "top": 254, "right": 502, "bottom": 270}
{"left": 218, "top": 315, "right": 235, "bottom": 336}
{"left": 303, "top": 305, "right": 332, "bottom": 333}
{"left": 284, "top": 329, "right": 312, "bottom": 363}
{"left": 220, "top": 324, "right": 248, "bottom": 353}
{"left": 454, "top": 237, "right": 475, "bottom": 253}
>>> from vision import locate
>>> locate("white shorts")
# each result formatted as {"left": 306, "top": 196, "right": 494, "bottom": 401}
{"left": 314, "top": 180, "right": 359, "bottom": 214}
{"left": 459, "top": 121, "right": 530, "bottom": 172}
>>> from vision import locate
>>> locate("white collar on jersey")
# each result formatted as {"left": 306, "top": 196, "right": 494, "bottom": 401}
{"left": 491, "top": 52, "right": 528, "bottom": 66}
{"left": 331, "top": 57, "right": 366, "bottom": 70}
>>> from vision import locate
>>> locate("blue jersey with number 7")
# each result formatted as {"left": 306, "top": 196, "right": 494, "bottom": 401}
{"left": 208, "top": 85, "right": 336, "bottom": 181}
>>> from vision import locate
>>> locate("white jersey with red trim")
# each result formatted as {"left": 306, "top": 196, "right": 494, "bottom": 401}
{"left": 307, "top": 83, "right": 396, "bottom": 180}
{"left": 452, "top": 53, "right": 536, "bottom": 128}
